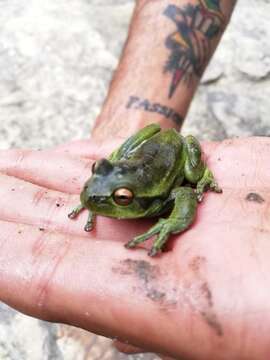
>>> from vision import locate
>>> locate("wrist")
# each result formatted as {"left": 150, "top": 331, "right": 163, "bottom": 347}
{"left": 92, "top": 93, "right": 188, "bottom": 140}
{"left": 91, "top": 0, "right": 237, "bottom": 140}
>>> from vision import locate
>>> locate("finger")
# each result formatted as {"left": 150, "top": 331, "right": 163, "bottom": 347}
{"left": 1, "top": 172, "right": 269, "bottom": 245}
{"left": 113, "top": 340, "right": 146, "bottom": 354}
{"left": 0, "top": 173, "right": 151, "bottom": 241}
{"left": 1, "top": 138, "right": 270, "bottom": 198}
{"left": 53, "top": 135, "right": 270, "bottom": 191}
{"left": 0, "top": 148, "right": 93, "bottom": 194}
{"left": 113, "top": 341, "right": 174, "bottom": 360}
{"left": 53, "top": 138, "right": 123, "bottom": 158}
{"left": 54, "top": 138, "right": 215, "bottom": 160}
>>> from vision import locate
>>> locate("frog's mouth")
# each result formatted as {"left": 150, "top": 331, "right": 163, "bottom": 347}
{"left": 84, "top": 196, "right": 111, "bottom": 212}
{"left": 86, "top": 195, "right": 164, "bottom": 220}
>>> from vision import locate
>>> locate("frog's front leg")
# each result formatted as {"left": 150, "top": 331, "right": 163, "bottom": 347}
{"left": 68, "top": 204, "right": 85, "bottom": 219}
{"left": 125, "top": 187, "right": 197, "bottom": 257}
{"left": 184, "top": 135, "right": 222, "bottom": 202}
{"left": 68, "top": 205, "right": 95, "bottom": 232}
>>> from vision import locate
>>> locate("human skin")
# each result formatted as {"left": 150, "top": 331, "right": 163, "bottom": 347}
{"left": 92, "top": 0, "right": 237, "bottom": 140}
{"left": 3, "top": 0, "right": 269, "bottom": 358}
{"left": 0, "top": 137, "right": 270, "bottom": 360}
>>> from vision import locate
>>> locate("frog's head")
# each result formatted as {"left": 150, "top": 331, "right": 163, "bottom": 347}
{"left": 80, "top": 159, "right": 151, "bottom": 219}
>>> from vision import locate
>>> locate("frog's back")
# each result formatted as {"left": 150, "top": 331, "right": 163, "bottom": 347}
{"left": 126, "top": 128, "right": 184, "bottom": 197}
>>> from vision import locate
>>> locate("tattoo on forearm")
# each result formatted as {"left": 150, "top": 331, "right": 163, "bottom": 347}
{"left": 164, "top": 1, "right": 225, "bottom": 98}
{"left": 126, "top": 96, "right": 184, "bottom": 126}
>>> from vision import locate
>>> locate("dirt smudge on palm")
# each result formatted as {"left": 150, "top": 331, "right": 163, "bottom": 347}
{"left": 188, "top": 256, "right": 224, "bottom": 337}
{"left": 200, "top": 311, "right": 223, "bottom": 337}
{"left": 112, "top": 258, "right": 174, "bottom": 308}
{"left": 246, "top": 193, "right": 265, "bottom": 204}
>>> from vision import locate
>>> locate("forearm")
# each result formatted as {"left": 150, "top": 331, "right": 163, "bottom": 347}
{"left": 92, "top": 0, "right": 237, "bottom": 140}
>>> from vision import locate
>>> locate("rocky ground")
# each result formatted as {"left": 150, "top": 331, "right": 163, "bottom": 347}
{"left": 0, "top": 0, "right": 269, "bottom": 359}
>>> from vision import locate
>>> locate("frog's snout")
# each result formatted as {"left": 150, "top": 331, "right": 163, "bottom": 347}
{"left": 80, "top": 188, "right": 107, "bottom": 207}
{"left": 89, "top": 195, "right": 107, "bottom": 204}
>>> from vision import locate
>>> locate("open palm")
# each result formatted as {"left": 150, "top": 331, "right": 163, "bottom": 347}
{"left": 0, "top": 136, "right": 269, "bottom": 360}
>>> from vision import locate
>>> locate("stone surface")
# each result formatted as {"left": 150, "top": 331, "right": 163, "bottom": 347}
{"left": 0, "top": 0, "right": 134, "bottom": 150}
{"left": 0, "top": 0, "right": 269, "bottom": 359}
{"left": 0, "top": 302, "right": 159, "bottom": 360}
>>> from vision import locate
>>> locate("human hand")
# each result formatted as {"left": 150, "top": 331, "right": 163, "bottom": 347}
{"left": 0, "top": 137, "right": 269, "bottom": 360}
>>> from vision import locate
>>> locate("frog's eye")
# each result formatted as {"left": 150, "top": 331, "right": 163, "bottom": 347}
{"left": 113, "top": 188, "right": 134, "bottom": 206}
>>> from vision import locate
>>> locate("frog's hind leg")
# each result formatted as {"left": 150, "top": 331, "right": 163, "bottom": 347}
{"left": 184, "top": 135, "right": 222, "bottom": 202}
{"left": 125, "top": 187, "right": 197, "bottom": 257}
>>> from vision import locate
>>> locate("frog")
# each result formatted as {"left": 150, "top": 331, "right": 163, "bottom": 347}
{"left": 68, "top": 123, "right": 222, "bottom": 257}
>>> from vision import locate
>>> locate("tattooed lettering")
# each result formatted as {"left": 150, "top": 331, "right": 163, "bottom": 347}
{"left": 164, "top": 1, "right": 225, "bottom": 98}
{"left": 126, "top": 96, "right": 184, "bottom": 126}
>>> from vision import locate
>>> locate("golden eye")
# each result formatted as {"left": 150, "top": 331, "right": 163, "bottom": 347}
{"left": 91, "top": 161, "right": 97, "bottom": 174}
{"left": 113, "top": 188, "right": 134, "bottom": 206}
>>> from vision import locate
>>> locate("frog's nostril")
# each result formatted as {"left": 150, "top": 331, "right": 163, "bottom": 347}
{"left": 91, "top": 195, "right": 103, "bottom": 203}
{"left": 90, "top": 196, "right": 107, "bottom": 204}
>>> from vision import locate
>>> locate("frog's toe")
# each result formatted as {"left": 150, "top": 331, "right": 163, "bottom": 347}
{"left": 124, "top": 240, "right": 137, "bottom": 249}
{"left": 195, "top": 190, "right": 204, "bottom": 203}
{"left": 148, "top": 247, "right": 160, "bottom": 257}
{"left": 210, "top": 182, "right": 223, "bottom": 194}
{"left": 68, "top": 210, "right": 77, "bottom": 219}
{"left": 68, "top": 204, "right": 84, "bottom": 219}
{"left": 84, "top": 223, "right": 93, "bottom": 232}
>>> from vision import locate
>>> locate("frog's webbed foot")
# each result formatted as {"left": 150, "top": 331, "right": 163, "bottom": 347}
{"left": 196, "top": 168, "right": 222, "bottom": 203}
{"left": 125, "top": 218, "right": 170, "bottom": 257}
{"left": 125, "top": 187, "right": 197, "bottom": 257}
{"left": 68, "top": 205, "right": 95, "bottom": 232}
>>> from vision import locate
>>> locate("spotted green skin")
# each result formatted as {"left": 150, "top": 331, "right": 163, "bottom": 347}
{"left": 69, "top": 124, "right": 222, "bottom": 257}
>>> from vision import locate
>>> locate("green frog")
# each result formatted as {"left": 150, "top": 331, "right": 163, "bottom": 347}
{"left": 69, "top": 124, "right": 222, "bottom": 257}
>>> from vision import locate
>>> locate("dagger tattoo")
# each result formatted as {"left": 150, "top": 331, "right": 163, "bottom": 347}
{"left": 164, "top": 0, "right": 225, "bottom": 98}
